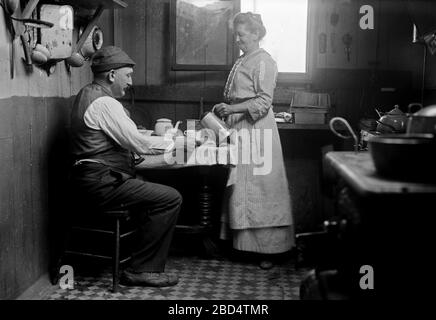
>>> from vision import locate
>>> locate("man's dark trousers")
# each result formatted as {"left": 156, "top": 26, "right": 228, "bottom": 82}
{"left": 70, "top": 162, "right": 182, "bottom": 273}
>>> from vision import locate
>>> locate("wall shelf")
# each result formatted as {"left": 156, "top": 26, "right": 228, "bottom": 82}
{"left": 11, "top": 0, "right": 128, "bottom": 72}
{"left": 52, "top": 0, "right": 128, "bottom": 56}
{"left": 277, "top": 123, "right": 330, "bottom": 130}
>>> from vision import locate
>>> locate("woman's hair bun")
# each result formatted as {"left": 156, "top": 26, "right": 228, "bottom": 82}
{"left": 233, "top": 12, "right": 267, "bottom": 40}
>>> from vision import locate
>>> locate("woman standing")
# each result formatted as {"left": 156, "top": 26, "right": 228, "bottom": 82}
{"left": 214, "top": 12, "right": 294, "bottom": 269}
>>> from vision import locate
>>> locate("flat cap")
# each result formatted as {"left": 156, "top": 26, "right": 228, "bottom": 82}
{"left": 91, "top": 46, "right": 135, "bottom": 73}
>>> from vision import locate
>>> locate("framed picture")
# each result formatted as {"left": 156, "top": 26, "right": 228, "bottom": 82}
{"left": 170, "top": 0, "right": 240, "bottom": 71}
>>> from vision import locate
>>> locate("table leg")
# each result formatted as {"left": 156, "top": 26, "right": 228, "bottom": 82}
{"left": 197, "top": 166, "right": 219, "bottom": 257}
{"left": 198, "top": 180, "right": 212, "bottom": 227}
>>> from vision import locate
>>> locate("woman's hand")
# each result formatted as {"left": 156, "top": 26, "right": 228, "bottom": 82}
{"left": 213, "top": 103, "right": 232, "bottom": 118}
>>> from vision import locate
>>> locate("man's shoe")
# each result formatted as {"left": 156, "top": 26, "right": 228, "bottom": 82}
{"left": 120, "top": 270, "right": 179, "bottom": 287}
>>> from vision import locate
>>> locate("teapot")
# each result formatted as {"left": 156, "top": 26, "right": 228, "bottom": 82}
{"left": 154, "top": 118, "right": 181, "bottom": 136}
{"left": 375, "top": 105, "right": 408, "bottom": 133}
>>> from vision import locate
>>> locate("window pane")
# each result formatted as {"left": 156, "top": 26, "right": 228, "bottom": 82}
{"left": 175, "top": 0, "right": 235, "bottom": 65}
{"left": 241, "top": 0, "right": 308, "bottom": 73}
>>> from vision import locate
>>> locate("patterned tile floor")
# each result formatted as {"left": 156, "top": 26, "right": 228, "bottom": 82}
{"left": 45, "top": 255, "right": 309, "bottom": 300}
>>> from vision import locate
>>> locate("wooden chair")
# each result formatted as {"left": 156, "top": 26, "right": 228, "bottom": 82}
{"left": 53, "top": 208, "right": 139, "bottom": 293}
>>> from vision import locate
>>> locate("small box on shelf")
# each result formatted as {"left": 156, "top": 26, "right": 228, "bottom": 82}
{"left": 290, "top": 107, "right": 329, "bottom": 125}
{"left": 289, "top": 91, "right": 331, "bottom": 125}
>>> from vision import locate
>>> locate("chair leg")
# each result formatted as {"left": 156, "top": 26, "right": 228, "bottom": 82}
{"left": 113, "top": 218, "right": 121, "bottom": 293}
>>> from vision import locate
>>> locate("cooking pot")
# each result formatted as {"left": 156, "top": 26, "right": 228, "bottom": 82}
{"left": 81, "top": 26, "right": 104, "bottom": 58}
{"left": 407, "top": 105, "right": 436, "bottom": 134}
{"left": 31, "top": 50, "right": 48, "bottom": 65}
{"left": 368, "top": 133, "right": 436, "bottom": 181}
{"left": 375, "top": 105, "right": 408, "bottom": 133}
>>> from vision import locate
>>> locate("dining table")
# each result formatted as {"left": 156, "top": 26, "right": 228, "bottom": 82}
{"left": 135, "top": 143, "right": 234, "bottom": 257}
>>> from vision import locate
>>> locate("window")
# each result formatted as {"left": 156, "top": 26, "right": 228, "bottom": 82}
{"left": 170, "top": 0, "right": 313, "bottom": 80}
{"left": 241, "top": 0, "right": 313, "bottom": 81}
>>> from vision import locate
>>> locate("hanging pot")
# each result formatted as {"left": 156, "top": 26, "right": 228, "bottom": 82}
{"left": 30, "top": 44, "right": 51, "bottom": 64}
{"left": 81, "top": 26, "right": 104, "bottom": 58}
{"left": 31, "top": 50, "right": 48, "bottom": 65}
{"left": 66, "top": 52, "right": 85, "bottom": 67}
{"left": 34, "top": 44, "right": 50, "bottom": 58}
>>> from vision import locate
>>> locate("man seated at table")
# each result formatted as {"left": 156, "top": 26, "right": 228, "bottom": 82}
{"left": 69, "top": 46, "right": 184, "bottom": 287}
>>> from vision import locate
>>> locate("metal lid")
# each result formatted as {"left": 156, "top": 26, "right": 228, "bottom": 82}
{"left": 387, "top": 105, "right": 405, "bottom": 115}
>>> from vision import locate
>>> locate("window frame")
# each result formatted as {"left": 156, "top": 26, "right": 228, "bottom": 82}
{"left": 169, "top": 0, "right": 315, "bottom": 82}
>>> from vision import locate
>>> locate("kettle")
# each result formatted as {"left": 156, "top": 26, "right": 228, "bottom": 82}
{"left": 375, "top": 105, "right": 408, "bottom": 133}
